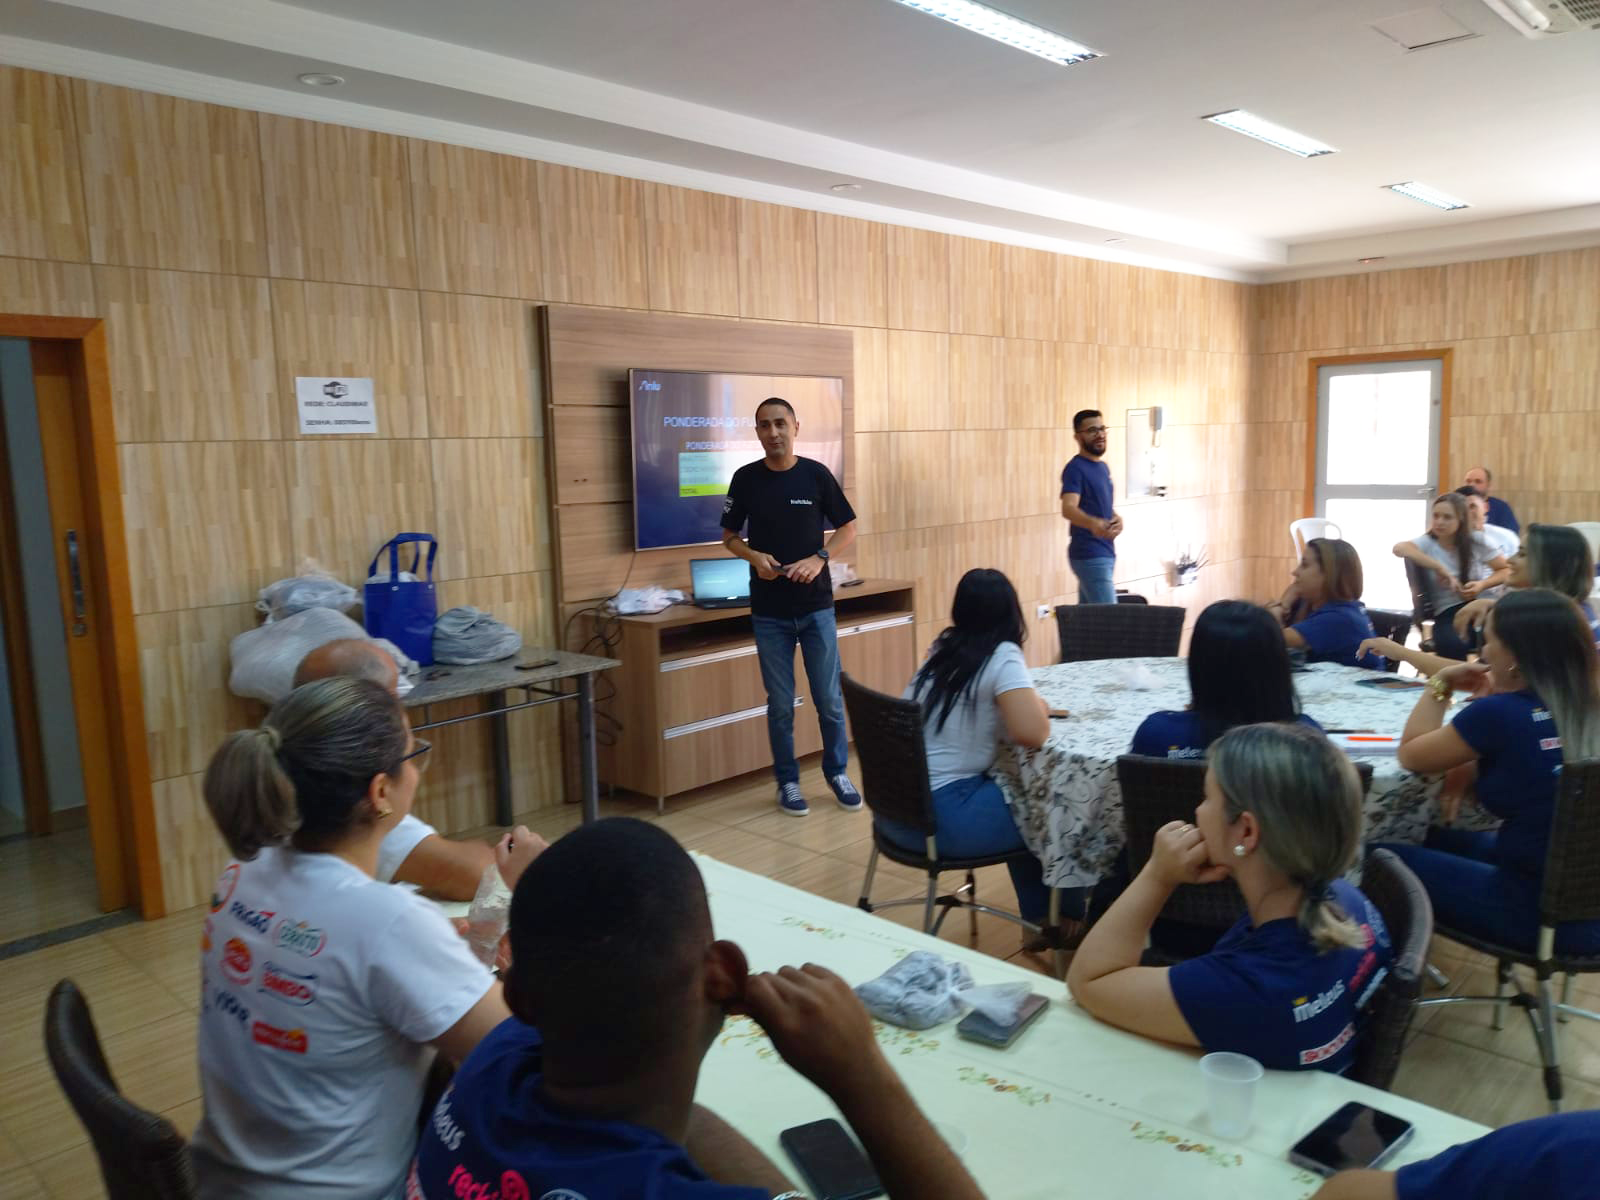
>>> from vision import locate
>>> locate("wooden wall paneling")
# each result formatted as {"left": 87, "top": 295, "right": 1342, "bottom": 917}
{"left": 1000, "top": 337, "right": 1057, "bottom": 428}
{"left": 1172, "top": 272, "right": 1210, "bottom": 353}
{"left": 287, "top": 439, "right": 437, "bottom": 586}
{"left": 886, "top": 225, "right": 949, "bottom": 333}
{"left": 0, "top": 257, "right": 96, "bottom": 317}
{"left": 0, "top": 67, "right": 87, "bottom": 262}
{"left": 96, "top": 267, "right": 278, "bottom": 443}
{"left": 408, "top": 139, "right": 542, "bottom": 300}
{"left": 947, "top": 237, "right": 1005, "bottom": 336}
{"left": 411, "top": 696, "right": 496, "bottom": 835}
{"left": 260, "top": 116, "right": 417, "bottom": 288}
{"left": 1058, "top": 254, "right": 1102, "bottom": 346}
{"left": 421, "top": 292, "right": 540, "bottom": 439}
{"left": 737, "top": 200, "right": 819, "bottom": 323}
{"left": 1001, "top": 245, "right": 1058, "bottom": 342}
{"left": 136, "top": 604, "right": 261, "bottom": 782}
{"left": 1002, "top": 428, "right": 1062, "bottom": 521}
{"left": 852, "top": 326, "right": 889, "bottom": 433}
{"left": 1096, "top": 344, "right": 1140, "bottom": 430}
{"left": 271, "top": 280, "right": 428, "bottom": 439}
{"left": 1135, "top": 346, "right": 1178, "bottom": 421}
{"left": 1254, "top": 281, "right": 1296, "bottom": 356}
{"left": 884, "top": 330, "right": 949, "bottom": 431}
{"left": 949, "top": 335, "right": 1003, "bottom": 431}
{"left": 1530, "top": 246, "right": 1600, "bottom": 335}
{"left": 1443, "top": 256, "right": 1531, "bottom": 342}
{"left": 118, "top": 441, "right": 292, "bottom": 614}
{"left": 1098, "top": 262, "right": 1140, "bottom": 349}
{"left": 1532, "top": 331, "right": 1600, "bottom": 416}
{"left": 430, "top": 438, "right": 549, "bottom": 581}
{"left": 549, "top": 405, "right": 631, "bottom": 507}
{"left": 556, "top": 502, "right": 644, "bottom": 605}
{"left": 817, "top": 215, "right": 887, "bottom": 329}
{"left": 1454, "top": 336, "right": 1531, "bottom": 415}
{"left": 1134, "top": 270, "right": 1181, "bottom": 351}
{"left": 643, "top": 183, "right": 740, "bottom": 317}
{"left": 437, "top": 569, "right": 558, "bottom": 649}
{"left": 76, "top": 83, "right": 267, "bottom": 276}
{"left": 537, "top": 164, "right": 648, "bottom": 309}
{"left": 152, "top": 773, "right": 227, "bottom": 912}
{"left": 1368, "top": 267, "right": 1447, "bottom": 347}
{"left": 1205, "top": 278, "right": 1248, "bottom": 355}
{"left": 1054, "top": 341, "right": 1100, "bottom": 427}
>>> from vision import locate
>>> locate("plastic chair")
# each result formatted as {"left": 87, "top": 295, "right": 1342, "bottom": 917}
{"left": 839, "top": 673, "right": 1065, "bottom": 964}
{"left": 1054, "top": 604, "right": 1184, "bottom": 664}
{"left": 45, "top": 980, "right": 198, "bottom": 1199}
{"left": 1348, "top": 849, "right": 1433, "bottom": 1090}
{"left": 1416, "top": 760, "right": 1600, "bottom": 1111}
{"left": 1290, "top": 517, "right": 1342, "bottom": 559}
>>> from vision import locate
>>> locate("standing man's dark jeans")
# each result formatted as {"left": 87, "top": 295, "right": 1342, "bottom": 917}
{"left": 752, "top": 609, "right": 848, "bottom": 785}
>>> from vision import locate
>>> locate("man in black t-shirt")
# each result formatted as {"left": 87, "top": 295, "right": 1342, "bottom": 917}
{"left": 720, "top": 397, "right": 861, "bottom": 817}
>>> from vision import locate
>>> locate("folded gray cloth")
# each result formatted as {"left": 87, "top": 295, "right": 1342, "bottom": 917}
{"left": 431, "top": 606, "right": 522, "bottom": 665}
{"left": 854, "top": 951, "right": 975, "bottom": 1030}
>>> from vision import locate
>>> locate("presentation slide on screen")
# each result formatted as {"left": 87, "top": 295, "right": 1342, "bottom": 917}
{"left": 630, "top": 370, "right": 844, "bottom": 551}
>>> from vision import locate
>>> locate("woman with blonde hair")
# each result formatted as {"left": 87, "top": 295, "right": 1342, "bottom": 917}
{"left": 192, "top": 677, "right": 539, "bottom": 1199}
{"left": 1069, "top": 723, "right": 1393, "bottom": 1073}
{"left": 1267, "top": 537, "right": 1385, "bottom": 670}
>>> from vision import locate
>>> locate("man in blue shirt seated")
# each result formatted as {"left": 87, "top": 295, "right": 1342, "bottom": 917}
{"left": 410, "top": 818, "right": 986, "bottom": 1200}
{"left": 1311, "top": 1111, "right": 1600, "bottom": 1198}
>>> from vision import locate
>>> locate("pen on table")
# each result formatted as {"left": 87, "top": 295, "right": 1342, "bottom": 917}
{"left": 1325, "top": 729, "right": 1376, "bottom": 734}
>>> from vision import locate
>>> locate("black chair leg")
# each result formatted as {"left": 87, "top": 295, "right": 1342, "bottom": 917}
{"left": 1493, "top": 960, "right": 1512, "bottom": 1031}
{"left": 1536, "top": 974, "right": 1563, "bottom": 1113}
{"left": 922, "top": 872, "right": 938, "bottom": 934}
{"left": 857, "top": 845, "right": 881, "bottom": 913}
{"left": 967, "top": 869, "right": 978, "bottom": 943}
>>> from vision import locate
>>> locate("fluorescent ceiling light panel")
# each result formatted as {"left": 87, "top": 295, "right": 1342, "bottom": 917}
{"left": 1384, "top": 181, "right": 1470, "bottom": 210}
{"left": 887, "top": 0, "right": 1102, "bottom": 65}
{"left": 1203, "top": 109, "right": 1337, "bottom": 158}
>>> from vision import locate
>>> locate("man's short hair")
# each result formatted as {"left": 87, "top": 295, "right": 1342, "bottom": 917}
{"left": 1072, "top": 409, "right": 1103, "bottom": 432}
{"left": 1468, "top": 465, "right": 1492, "bottom": 482}
{"left": 508, "top": 819, "right": 709, "bottom": 1064}
{"left": 755, "top": 396, "right": 796, "bottom": 421}
{"left": 292, "top": 639, "right": 397, "bottom": 691}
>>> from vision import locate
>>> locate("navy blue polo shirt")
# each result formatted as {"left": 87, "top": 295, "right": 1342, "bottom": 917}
{"left": 1060, "top": 454, "right": 1114, "bottom": 561}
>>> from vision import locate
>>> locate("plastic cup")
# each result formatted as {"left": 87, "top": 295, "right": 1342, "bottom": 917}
{"left": 1200, "top": 1052, "right": 1263, "bottom": 1139}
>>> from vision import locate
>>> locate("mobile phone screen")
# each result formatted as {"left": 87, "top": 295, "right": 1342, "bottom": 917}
{"left": 956, "top": 993, "right": 1049, "bottom": 1047}
{"left": 1289, "top": 1102, "right": 1414, "bottom": 1176}
{"left": 779, "top": 1119, "right": 883, "bottom": 1200}
{"left": 1356, "top": 677, "right": 1426, "bottom": 691}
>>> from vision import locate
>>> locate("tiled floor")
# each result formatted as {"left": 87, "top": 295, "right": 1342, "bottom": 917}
{"left": 0, "top": 827, "right": 106, "bottom": 946}
{"left": 1, "top": 757, "right": 1595, "bottom": 1197}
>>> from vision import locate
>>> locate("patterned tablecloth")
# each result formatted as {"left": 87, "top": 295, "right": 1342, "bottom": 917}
{"left": 993, "top": 657, "right": 1493, "bottom": 890}
{"left": 689, "top": 854, "right": 1488, "bottom": 1200}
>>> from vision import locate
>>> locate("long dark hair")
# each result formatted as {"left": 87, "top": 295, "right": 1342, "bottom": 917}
{"left": 1489, "top": 589, "right": 1600, "bottom": 760}
{"left": 1188, "top": 601, "right": 1301, "bottom": 744}
{"left": 1525, "top": 524, "right": 1595, "bottom": 603}
{"left": 1430, "top": 493, "right": 1473, "bottom": 585}
{"left": 912, "top": 569, "right": 1027, "bottom": 733}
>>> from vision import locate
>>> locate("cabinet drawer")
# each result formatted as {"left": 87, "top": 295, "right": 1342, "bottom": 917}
{"left": 662, "top": 697, "right": 822, "bottom": 796}
{"left": 659, "top": 645, "right": 806, "bottom": 728}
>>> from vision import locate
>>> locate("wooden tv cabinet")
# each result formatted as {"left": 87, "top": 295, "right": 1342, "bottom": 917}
{"left": 597, "top": 579, "right": 917, "bottom": 808}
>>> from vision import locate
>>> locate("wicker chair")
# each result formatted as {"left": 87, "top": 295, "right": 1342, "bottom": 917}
{"left": 1366, "top": 609, "right": 1412, "bottom": 673}
{"left": 45, "top": 980, "right": 198, "bottom": 1199}
{"left": 1117, "top": 755, "right": 1375, "bottom": 965}
{"left": 1416, "top": 760, "right": 1600, "bottom": 1111}
{"left": 1347, "top": 849, "right": 1433, "bottom": 1090}
{"left": 1055, "top": 603, "right": 1184, "bottom": 663}
{"left": 1115, "top": 591, "right": 1149, "bottom": 605}
{"left": 1402, "top": 558, "right": 1440, "bottom": 653}
{"left": 840, "top": 673, "right": 1064, "bottom": 960}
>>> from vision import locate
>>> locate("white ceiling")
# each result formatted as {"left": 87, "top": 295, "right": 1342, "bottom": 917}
{"left": 3, "top": 0, "right": 1598, "bottom": 279}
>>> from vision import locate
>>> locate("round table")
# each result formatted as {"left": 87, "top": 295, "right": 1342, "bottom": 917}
{"left": 991, "top": 657, "right": 1490, "bottom": 889}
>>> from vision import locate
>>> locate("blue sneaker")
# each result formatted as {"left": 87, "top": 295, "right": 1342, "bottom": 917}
{"left": 777, "top": 782, "right": 809, "bottom": 817}
{"left": 830, "top": 774, "right": 863, "bottom": 811}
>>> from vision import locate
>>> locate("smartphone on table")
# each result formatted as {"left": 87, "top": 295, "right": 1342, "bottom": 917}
{"left": 779, "top": 1119, "right": 883, "bottom": 1200}
{"left": 956, "top": 993, "right": 1049, "bottom": 1048}
{"left": 1288, "top": 1101, "right": 1415, "bottom": 1177}
{"left": 1355, "top": 677, "right": 1426, "bottom": 691}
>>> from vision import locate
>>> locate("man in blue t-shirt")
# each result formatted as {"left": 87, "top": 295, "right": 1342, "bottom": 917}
{"left": 1461, "top": 465, "right": 1518, "bottom": 534}
{"left": 1060, "top": 408, "right": 1122, "bottom": 605}
{"left": 410, "top": 819, "right": 986, "bottom": 1200}
{"left": 1310, "top": 1111, "right": 1600, "bottom": 1198}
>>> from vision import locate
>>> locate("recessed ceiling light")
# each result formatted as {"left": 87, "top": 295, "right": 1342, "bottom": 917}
{"left": 1202, "top": 109, "right": 1337, "bottom": 158}
{"left": 1384, "top": 181, "right": 1469, "bottom": 211}
{"left": 297, "top": 72, "right": 345, "bottom": 87}
{"left": 887, "top": 0, "right": 1102, "bottom": 66}
{"left": 829, "top": 183, "right": 862, "bottom": 193}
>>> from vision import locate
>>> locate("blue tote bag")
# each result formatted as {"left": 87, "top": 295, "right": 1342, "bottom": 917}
{"left": 364, "top": 533, "right": 438, "bottom": 666}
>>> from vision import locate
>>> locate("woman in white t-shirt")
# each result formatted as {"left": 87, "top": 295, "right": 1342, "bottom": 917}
{"left": 192, "top": 677, "right": 533, "bottom": 1200}
{"left": 877, "top": 569, "right": 1053, "bottom": 929}
{"left": 1391, "top": 492, "right": 1509, "bottom": 661}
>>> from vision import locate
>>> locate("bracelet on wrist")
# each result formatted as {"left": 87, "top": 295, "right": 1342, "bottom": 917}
{"left": 1426, "top": 674, "right": 1453, "bottom": 703}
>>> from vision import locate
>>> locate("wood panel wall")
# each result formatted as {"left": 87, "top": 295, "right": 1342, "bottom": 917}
{"left": 12, "top": 63, "right": 1590, "bottom": 912}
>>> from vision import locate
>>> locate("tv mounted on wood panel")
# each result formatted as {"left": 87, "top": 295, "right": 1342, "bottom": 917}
{"left": 628, "top": 369, "right": 845, "bottom": 551}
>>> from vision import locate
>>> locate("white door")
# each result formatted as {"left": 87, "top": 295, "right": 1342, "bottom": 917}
{"left": 1314, "top": 359, "right": 1443, "bottom": 613}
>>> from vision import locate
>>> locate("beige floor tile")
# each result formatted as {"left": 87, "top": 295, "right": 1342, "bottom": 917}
{"left": 770, "top": 852, "right": 919, "bottom": 908}
{"left": 1389, "top": 1029, "right": 1600, "bottom": 1126}
{"left": 32, "top": 1141, "right": 108, "bottom": 1199}
{"left": 675, "top": 825, "right": 825, "bottom": 880}
{"left": 1414, "top": 962, "right": 1600, "bottom": 1088}
{"left": 733, "top": 805, "right": 875, "bottom": 856}
{"left": 0, "top": 1164, "right": 49, "bottom": 1200}
{"left": 160, "top": 1097, "right": 205, "bottom": 1140}
{"left": 100, "top": 904, "right": 206, "bottom": 1011}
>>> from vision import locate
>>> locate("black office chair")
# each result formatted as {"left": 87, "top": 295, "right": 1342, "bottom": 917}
{"left": 45, "top": 980, "right": 198, "bottom": 1199}
{"left": 1115, "top": 590, "right": 1149, "bottom": 605}
{"left": 1366, "top": 609, "right": 1412, "bottom": 673}
{"left": 840, "top": 673, "right": 1065, "bottom": 963}
{"left": 1348, "top": 849, "right": 1433, "bottom": 1090}
{"left": 1055, "top": 603, "right": 1184, "bottom": 663}
{"left": 1402, "top": 558, "right": 1440, "bottom": 653}
{"left": 1416, "top": 760, "right": 1600, "bottom": 1111}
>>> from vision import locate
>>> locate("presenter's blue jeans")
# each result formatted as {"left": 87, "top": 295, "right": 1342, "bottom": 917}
{"left": 1379, "top": 828, "right": 1600, "bottom": 957}
{"left": 752, "top": 608, "right": 848, "bottom": 786}
{"left": 1070, "top": 554, "right": 1117, "bottom": 605}
{"left": 876, "top": 774, "right": 1075, "bottom": 925}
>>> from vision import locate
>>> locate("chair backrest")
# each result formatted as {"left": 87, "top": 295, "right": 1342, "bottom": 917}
{"left": 45, "top": 980, "right": 198, "bottom": 1199}
{"left": 1366, "top": 610, "right": 1412, "bottom": 673}
{"left": 1055, "top": 604, "right": 1185, "bottom": 663}
{"left": 840, "top": 672, "right": 939, "bottom": 837}
{"left": 1115, "top": 591, "right": 1149, "bottom": 605}
{"left": 1539, "top": 760, "right": 1600, "bottom": 928}
{"left": 1290, "top": 517, "right": 1341, "bottom": 559}
{"left": 1347, "top": 849, "right": 1433, "bottom": 1090}
{"left": 1401, "top": 557, "right": 1440, "bottom": 625}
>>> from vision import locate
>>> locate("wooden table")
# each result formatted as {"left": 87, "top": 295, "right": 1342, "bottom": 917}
{"left": 402, "top": 650, "right": 618, "bottom": 825}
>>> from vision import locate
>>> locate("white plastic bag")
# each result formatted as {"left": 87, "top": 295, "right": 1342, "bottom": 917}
{"left": 463, "top": 864, "right": 511, "bottom": 967}
{"left": 610, "top": 586, "right": 684, "bottom": 615}
{"left": 853, "top": 950, "right": 1033, "bottom": 1030}
{"left": 256, "top": 559, "right": 359, "bottom": 623}
{"left": 228, "top": 608, "right": 369, "bottom": 704}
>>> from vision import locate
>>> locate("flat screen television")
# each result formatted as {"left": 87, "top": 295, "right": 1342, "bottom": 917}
{"left": 629, "top": 369, "right": 844, "bottom": 551}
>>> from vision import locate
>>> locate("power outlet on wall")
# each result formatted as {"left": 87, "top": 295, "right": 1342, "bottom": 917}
{"left": 1036, "top": 604, "right": 1052, "bottom": 619}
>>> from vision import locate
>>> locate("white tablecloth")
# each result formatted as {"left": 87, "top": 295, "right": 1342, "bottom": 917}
{"left": 691, "top": 853, "right": 1488, "bottom": 1200}
{"left": 993, "top": 658, "right": 1493, "bottom": 889}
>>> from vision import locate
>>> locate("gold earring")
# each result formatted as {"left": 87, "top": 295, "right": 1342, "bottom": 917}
{"left": 374, "top": 804, "right": 393, "bottom": 819}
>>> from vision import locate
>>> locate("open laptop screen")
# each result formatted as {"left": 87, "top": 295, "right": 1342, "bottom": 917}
{"left": 690, "top": 558, "right": 751, "bottom": 603}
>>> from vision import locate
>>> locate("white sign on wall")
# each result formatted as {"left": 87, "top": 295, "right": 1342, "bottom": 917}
{"left": 296, "top": 377, "right": 377, "bottom": 434}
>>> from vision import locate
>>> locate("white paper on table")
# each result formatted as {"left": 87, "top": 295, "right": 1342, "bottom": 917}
{"left": 1115, "top": 661, "right": 1161, "bottom": 691}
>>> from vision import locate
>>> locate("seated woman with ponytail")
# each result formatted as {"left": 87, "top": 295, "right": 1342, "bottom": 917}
{"left": 1068, "top": 723, "right": 1393, "bottom": 1073}
{"left": 192, "top": 677, "right": 537, "bottom": 1200}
